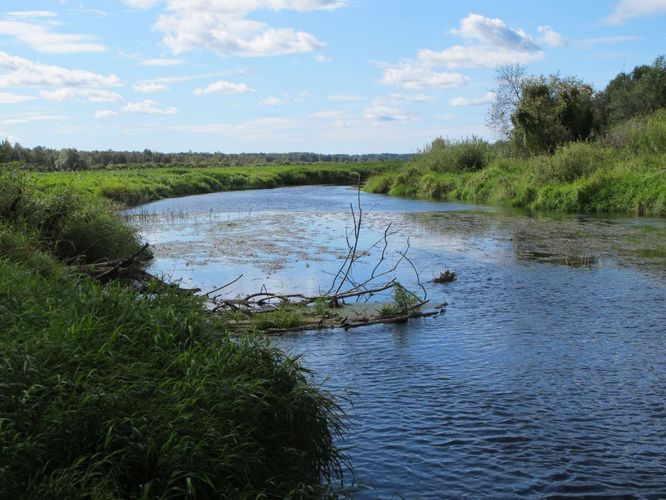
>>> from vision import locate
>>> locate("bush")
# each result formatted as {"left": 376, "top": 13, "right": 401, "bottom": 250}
{"left": 417, "top": 136, "right": 494, "bottom": 173}
{"left": 538, "top": 142, "right": 608, "bottom": 183}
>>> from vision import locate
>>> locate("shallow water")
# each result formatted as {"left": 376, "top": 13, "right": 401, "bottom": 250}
{"left": 126, "top": 186, "right": 666, "bottom": 498}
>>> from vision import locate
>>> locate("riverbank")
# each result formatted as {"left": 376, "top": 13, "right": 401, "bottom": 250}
{"left": 0, "top": 172, "right": 348, "bottom": 498}
{"left": 365, "top": 112, "right": 666, "bottom": 217}
{"left": 28, "top": 161, "right": 399, "bottom": 206}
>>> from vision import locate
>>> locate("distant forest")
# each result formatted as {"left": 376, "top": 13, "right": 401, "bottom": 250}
{"left": 0, "top": 143, "right": 411, "bottom": 171}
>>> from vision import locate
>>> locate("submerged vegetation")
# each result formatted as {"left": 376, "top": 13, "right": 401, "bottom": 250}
{"left": 0, "top": 172, "right": 348, "bottom": 498}
{"left": 366, "top": 58, "right": 666, "bottom": 216}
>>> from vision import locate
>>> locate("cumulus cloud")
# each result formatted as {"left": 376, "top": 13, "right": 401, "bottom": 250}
{"left": 363, "top": 105, "right": 411, "bottom": 123}
{"left": 148, "top": 0, "right": 344, "bottom": 57}
{"left": 0, "top": 51, "right": 121, "bottom": 88}
{"left": 0, "top": 91, "right": 36, "bottom": 104}
{"left": 94, "top": 110, "right": 117, "bottom": 119}
{"left": 380, "top": 14, "right": 554, "bottom": 89}
{"left": 605, "top": 0, "right": 666, "bottom": 24}
{"left": 0, "top": 19, "right": 106, "bottom": 54}
{"left": 40, "top": 88, "right": 123, "bottom": 103}
{"left": 451, "top": 13, "right": 540, "bottom": 51}
{"left": 537, "top": 25, "right": 567, "bottom": 47}
{"left": 380, "top": 61, "right": 468, "bottom": 89}
{"left": 123, "top": 99, "right": 177, "bottom": 114}
{"left": 449, "top": 92, "right": 495, "bottom": 107}
{"left": 194, "top": 80, "right": 252, "bottom": 95}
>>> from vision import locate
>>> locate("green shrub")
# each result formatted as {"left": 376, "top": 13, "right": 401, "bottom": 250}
{"left": 538, "top": 142, "right": 608, "bottom": 183}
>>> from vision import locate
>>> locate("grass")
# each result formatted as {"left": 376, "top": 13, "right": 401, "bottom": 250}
{"left": 27, "top": 162, "right": 399, "bottom": 207}
{"left": 0, "top": 172, "right": 349, "bottom": 498}
{"left": 365, "top": 112, "right": 666, "bottom": 216}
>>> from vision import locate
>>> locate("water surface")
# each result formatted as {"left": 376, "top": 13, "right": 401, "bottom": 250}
{"left": 126, "top": 186, "right": 666, "bottom": 498}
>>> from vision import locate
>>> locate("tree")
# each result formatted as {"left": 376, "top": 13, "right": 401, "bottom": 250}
{"left": 487, "top": 64, "right": 528, "bottom": 139}
{"left": 55, "top": 148, "right": 85, "bottom": 171}
{"left": 511, "top": 75, "right": 600, "bottom": 154}
{"left": 600, "top": 55, "right": 666, "bottom": 125}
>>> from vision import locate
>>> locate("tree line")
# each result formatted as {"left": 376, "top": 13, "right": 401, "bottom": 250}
{"left": 489, "top": 55, "right": 666, "bottom": 155}
{"left": 0, "top": 143, "right": 410, "bottom": 171}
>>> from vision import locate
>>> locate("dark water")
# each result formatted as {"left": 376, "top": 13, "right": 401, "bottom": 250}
{"left": 126, "top": 186, "right": 666, "bottom": 499}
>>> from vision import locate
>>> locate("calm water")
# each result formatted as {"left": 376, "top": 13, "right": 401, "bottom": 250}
{"left": 126, "top": 186, "right": 666, "bottom": 499}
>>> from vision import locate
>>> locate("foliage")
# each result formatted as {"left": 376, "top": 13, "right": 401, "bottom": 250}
{"left": 379, "top": 284, "right": 420, "bottom": 317}
{"left": 29, "top": 162, "right": 399, "bottom": 207}
{"left": 0, "top": 176, "right": 349, "bottom": 498}
{"left": 411, "top": 136, "right": 496, "bottom": 173}
{"left": 600, "top": 55, "right": 666, "bottom": 126}
{"left": 1, "top": 172, "right": 141, "bottom": 263}
{"left": 510, "top": 75, "right": 600, "bottom": 154}
{"left": 487, "top": 64, "right": 527, "bottom": 139}
{"left": 366, "top": 108, "right": 666, "bottom": 216}
{"left": 0, "top": 139, "right": 410, "bottom": 171}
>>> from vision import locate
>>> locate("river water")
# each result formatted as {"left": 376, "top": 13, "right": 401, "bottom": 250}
{"left": 125, "top": 186, "right": 666, "bottom": 499}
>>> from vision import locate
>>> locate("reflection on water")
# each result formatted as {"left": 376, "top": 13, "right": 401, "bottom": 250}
{"left": 127, "top": 186, "right": 666, "bottom": 498}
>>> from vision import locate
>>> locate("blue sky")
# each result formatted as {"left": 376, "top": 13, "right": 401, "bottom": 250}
{"left": 0, "top": 0, "right": 665, "bottom": 153}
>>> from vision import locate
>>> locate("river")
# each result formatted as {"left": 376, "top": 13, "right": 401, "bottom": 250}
{"left": 125, "top": 185, "right": 666, "bottom": 498}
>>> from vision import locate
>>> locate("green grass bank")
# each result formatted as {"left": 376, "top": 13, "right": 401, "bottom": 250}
{"left": 0, "top": 173, "right": 348, "bottom": 498}
{"left": 366, "top": 111, "right": 666, "bottom": 217}
{"left": 27, "top": 162, "right": 399, "bottom": 206}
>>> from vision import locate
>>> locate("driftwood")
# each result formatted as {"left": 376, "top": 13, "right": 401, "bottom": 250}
{"left": 207, "top": 176, "right": 441, "bottom": 333}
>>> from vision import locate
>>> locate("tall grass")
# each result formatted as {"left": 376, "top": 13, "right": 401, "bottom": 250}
{"left": 0, "top": 175, "right": 349, "bottom": 497}
{"left": 31, "top": 162, "right": 399, "bottom": 207}
{"left": 366, "top": 111, "right": 666, "bottom": 216}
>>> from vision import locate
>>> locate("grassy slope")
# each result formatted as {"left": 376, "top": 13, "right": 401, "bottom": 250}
{"left": 0, "top": 174, "right": 347, "bottom": 498}
{"left": 29, "top": 162, "right": 399, "bottom": 206}
{"left": 366, "top": 112, "right": 666, "bottom": 217}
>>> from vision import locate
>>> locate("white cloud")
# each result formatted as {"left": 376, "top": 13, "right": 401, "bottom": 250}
{"left": 0, "top": 92, "right": 36, "bottom": 104}
{"left": 363, "top": 105, "right": 411, "bottom": 123}
{"left": 388, "top": 93, "right": 434, "bottom": 103}
{"left": 152, "top": 0, "right": 344, "bottom": 57}
{"left": 606, "top": 0, "right": 666, "bottom": 24}
{"left": 123, "top": 99, "right": 177, "bottom": 114}
{"left": 133, "top": 82, "right": 169, "bottom": 93}
{"left": 537, "top": 25, "right": 567, "bottom": 48}
{"left": 6, "top": 11, "right": 57, "bottom": 18}
{"left": 327, "top": 94, "right": 365, "bottom": 102}
{"left": 40, "top": 88, "right": 123, "bottom": 103}
{"left": 380, "top": 61, "right": 468, "bottom": 89}
{"left": 140, "top": 58, "right": 184, "bottom": 66}
{"left": 0, "top": 20, "right": 106, "bottom": 54}
{"left": 0, "top": 51, "right": 121, "bottom": 88}
{"left": 314, "top": 53, "right": 332, "bottom": 63}
{"left": 94, "top": 110, "right": 117, "bottom": 119}
{"left": 194, "top": 80, "right": 252, "bottom": 95}
{"left": 449, "top": 92, "right": 495, "bottom": 107}
{"left": 260, "top": 96, "right": 286, "bottom": 106}
{"left": 124, "top": 0, "right": 162, "bottom": 9}
{"left": 380, "top": 14, "right": 551, "bottom": 89}
{"left": 451, "top": 13, "right": 540, "bottom": 51}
